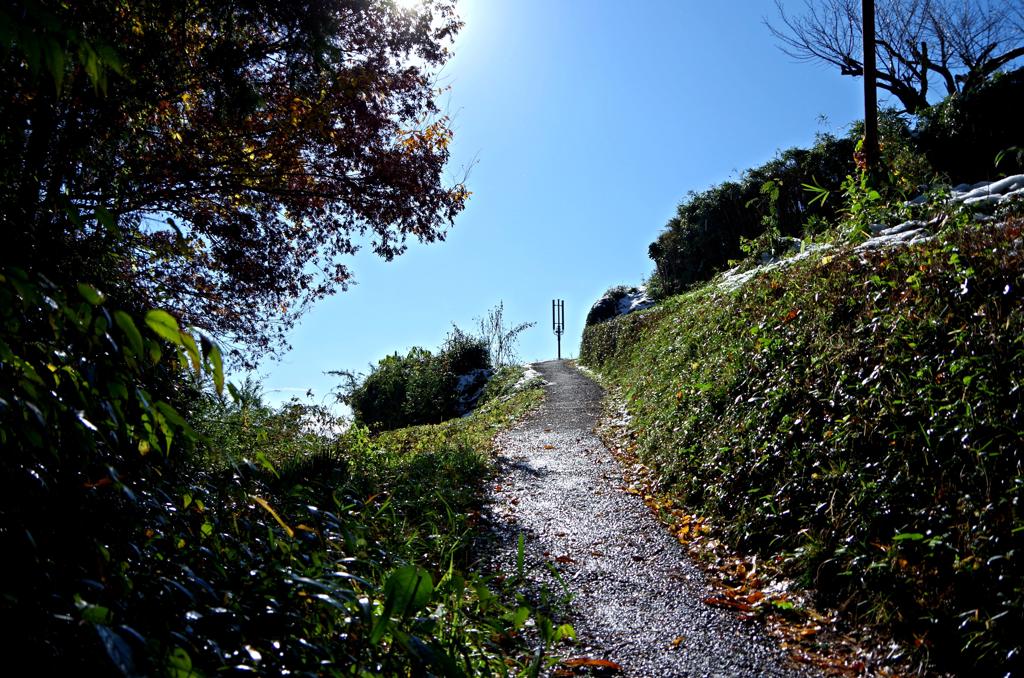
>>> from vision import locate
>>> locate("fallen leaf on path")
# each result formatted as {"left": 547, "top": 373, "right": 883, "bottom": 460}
{"left": 543, "top": 444, "right": 556, "bottom": 449}
{"left": 561, "top": 657, "right": 623, "bottom": 672}
{"left": 703, "top": 595, "right": 754, "bottom": 612}
{"left": 555, "top": 554, "right": 575, "bottom": 564}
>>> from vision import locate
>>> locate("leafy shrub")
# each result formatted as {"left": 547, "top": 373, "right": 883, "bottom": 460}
{"left": 648, "top": 133, "right": 856, "bottom": 295}
{"left": 71, "top": 387, "right": 547, "bottom": 676}
{"left": 190, "top": 377, "right": 341, "bottom": 473}
{"left": 0, "top": 267, "right": 223, "bottom": 671}
{"left": 584, "top": 284, "right": 655, "bottom": 326}
{"left": 646, "top": 108, "right": 960, "bottom": 295}
{"left": 440, "top": 326, "right": 490, "bottom": 375}
{"left": 340, "top": 328, "right": 492, "bottom": 432}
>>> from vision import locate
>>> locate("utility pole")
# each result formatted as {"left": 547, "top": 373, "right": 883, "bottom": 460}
{"left": 551, "top": 299, "right": 564, "bottom": 360}
{"left": 862, "top": 0, "right": 879, "bottom": 172}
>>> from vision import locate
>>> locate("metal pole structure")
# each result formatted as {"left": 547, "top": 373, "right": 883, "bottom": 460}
{"left": 552, "top": 299, "right": 564, "bottom": 360}
{"left": 862, "top": 0, "right": 878, "bottom": 173}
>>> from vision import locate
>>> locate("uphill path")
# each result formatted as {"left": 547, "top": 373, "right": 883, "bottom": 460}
{"left": 483, "top": 360, "right": 816, "bottom": 677}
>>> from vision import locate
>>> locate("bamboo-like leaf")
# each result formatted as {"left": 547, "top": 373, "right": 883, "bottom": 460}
{"left": 114, "top": 311, "right": 143, "bottom": 357}
{"left": 179, "top": 331, "right": 201, "bottom": 376}
{"left": 206, "top": 343, "right": 224, "bottom": 394}
{"left": 144, "top": 310, "right": 182, "bottom": 345}
{"left": 251, "top": 495, "right": 295, "bottom": 538}
{"left": 77, "top": 283, "right": 105, "bottom": 305}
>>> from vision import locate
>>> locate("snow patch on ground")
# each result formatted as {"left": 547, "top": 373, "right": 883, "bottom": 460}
{"left": 513, "top": 364, "right": 546, "bottom": 391}
{"left": 950, "top": 174, "right": 1024, "bottom": 205}
{"left": 717, "top": 175, "right": 1024, "bottom": 292}
{"left": 717, "top": 243, "right": 832, "bottom": 292}
{"left": 616, "top": 287, "right": 656, "bottom": 315}
{"left": 455, "top": 367, "right": 493, "bottom": 415}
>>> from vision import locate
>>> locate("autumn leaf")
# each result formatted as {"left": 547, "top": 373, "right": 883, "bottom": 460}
{"left": 561, "top": 657, "right": 623, "bottom": 672}
{"left": 703, "top": 595, "right": 754, "bottom": 612}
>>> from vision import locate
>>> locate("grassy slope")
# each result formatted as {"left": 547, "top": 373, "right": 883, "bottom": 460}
{"left": 581, "top": 220, "right": 1024, "bottom": 673}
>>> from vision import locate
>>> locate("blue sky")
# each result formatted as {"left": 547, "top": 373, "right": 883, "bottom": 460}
{"left": 258, "top": 0, "right": 866, "bottom": 408}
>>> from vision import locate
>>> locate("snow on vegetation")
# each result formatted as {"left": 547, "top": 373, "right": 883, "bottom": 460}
{"left": 586, "top": 286, "right": 656, "bottom": 325}
{"left": 513, "top": 364, "right": 546, "bottom": 391}
{"left": 718, "top": 174, "right": 1024, "bottom": 290}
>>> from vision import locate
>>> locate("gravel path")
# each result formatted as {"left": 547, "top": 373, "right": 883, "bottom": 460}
{"left": 484, "top": 360, "right": 816, "bottom": 677}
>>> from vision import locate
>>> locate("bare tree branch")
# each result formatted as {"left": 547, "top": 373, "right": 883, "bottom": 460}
{"left": 767, "top": 0, "right": 1024, "bottom": 113}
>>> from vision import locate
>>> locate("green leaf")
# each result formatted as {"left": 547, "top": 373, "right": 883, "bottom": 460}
{"left": 154, "top": 401, "right": 188, "bottom": 430}
{"left": 75, "top": 594, "right": 112, "bottom": 625}
{"left": 114, "top": 311, "right": 143, "bottom": 357}
{"left": 255, "top": 451, "right": 280, "bottom": 479}
{"left": 555, "top": 623, "right": 576, "bottom": 642}
{"left": 893, "top": 532, "right": 925, "bottom": 542}
{"left": 77, "top": 283, "right": 106, "bottom": 305}
{"left": 93, "top": 207, "right": 118, "bottom": 234}
{"left": 180, "top": 331, "right": 201, "bottom": 376}
{"left": 167, "top": 647, "right": 203, "bottom": 678}
{"left": 387, "top": 565, "right": 434, "bottom": 617}
{"left": 206, "top": 343, "right": 224, "bottom": 394}
{"left": 144, "top": 310, "right": 182, "bottom": 345}
{"left": 147, "top": 340, "right": 162, "bottom": 365}
{"left": 370, "top": 566, "right": 434, "bottom": 644}
{"left": 82, "top": 604, "right": 111, "bottom": 624}
{"left": 96, "top": 44, "right": 124, "bottom": 75}
{"left": 511, "top": 605, "right": 530, "bottom": 629}
{"left": 44, "top": 38, "right": 65, "bottom": 94}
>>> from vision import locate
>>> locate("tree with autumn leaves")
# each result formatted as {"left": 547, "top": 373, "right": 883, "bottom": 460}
{"left": 1, "top": 0, "right": 467, "bottom": 362}
{"left": 0, "top": 3, "right": 471, "bottom": 670}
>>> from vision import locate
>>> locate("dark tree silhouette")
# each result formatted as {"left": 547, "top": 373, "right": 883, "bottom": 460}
{"left": 767, "top": 0, "right": 1024, "bottom": 113}
{"left": 1, "top": 0, "right": 467, "bottom": 363}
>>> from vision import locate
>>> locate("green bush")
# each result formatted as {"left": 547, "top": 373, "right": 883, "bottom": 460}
{"left": 342, "top": 328, "right": 492, "bottom": 432}
{"left": 648, "top": 133, "right": 856, "bottom": 295}
{"left": 0, "top": 267, "right": 223, "bottom": 671}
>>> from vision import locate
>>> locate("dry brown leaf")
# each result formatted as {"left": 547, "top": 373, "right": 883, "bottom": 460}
{"left": 703, "top": 595, "right": 754, "bottom": 612}
{"left": 561, "top": 657, "right": 623, "bottom": 671}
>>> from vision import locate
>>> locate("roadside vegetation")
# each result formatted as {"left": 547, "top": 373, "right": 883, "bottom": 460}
{"left": 583, "top": 62, "right": 1024, "bottom": 676}
{"left": 2, "top": 266, "right": 549, "bottom": 674}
